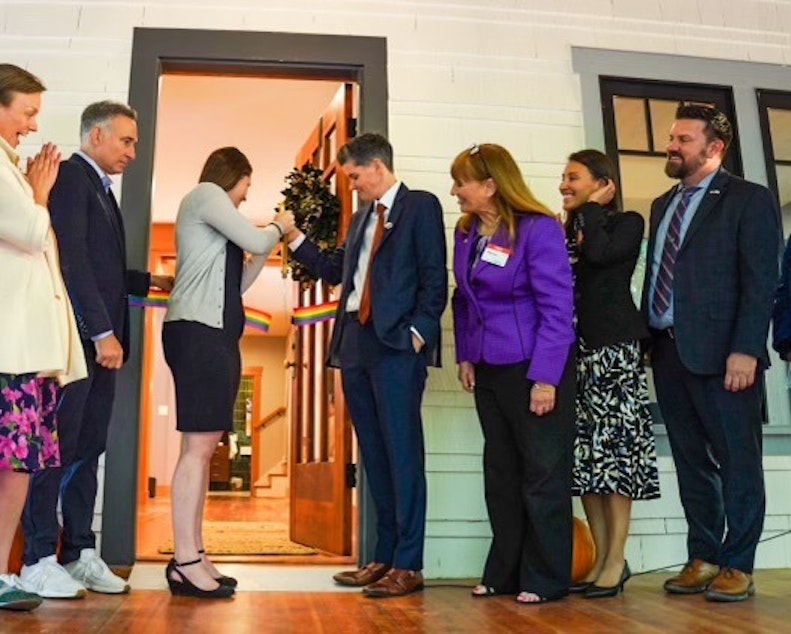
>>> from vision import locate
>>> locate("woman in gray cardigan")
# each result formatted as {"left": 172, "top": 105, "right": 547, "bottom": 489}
{"left": 162, "top": 147, "right": 294, "bottom": 598}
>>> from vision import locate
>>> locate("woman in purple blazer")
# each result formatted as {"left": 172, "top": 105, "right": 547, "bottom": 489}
{"left": 451, "top": 144, "right": 576, "bottom": 604}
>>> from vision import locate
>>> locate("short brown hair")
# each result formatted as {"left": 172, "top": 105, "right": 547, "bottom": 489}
{"left": 0, "top": 63, "right": 45, "bottom": 107}
{"left": 676, "top": 104, "right": 733, "bottom": 152}
{"left": 338, "top": 133, "right": 393, "bottom": 172}
{"left": 199, "top": 147, "right": 252, "bottom": 191}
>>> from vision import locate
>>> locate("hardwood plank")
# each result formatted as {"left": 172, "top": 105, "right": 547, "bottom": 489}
{"left": 4, "top": 571, "right": 790, "bottom": 633}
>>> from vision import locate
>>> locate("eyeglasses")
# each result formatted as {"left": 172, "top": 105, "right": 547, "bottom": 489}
{"left": 469, "top": 143, "right": 491, "bottom": 177}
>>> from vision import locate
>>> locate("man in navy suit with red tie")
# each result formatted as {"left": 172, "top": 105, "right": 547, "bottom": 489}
{"left": 287, "top": 133, "right": 447, "bottom": 597}
{"left": 21, "top": 101, "right": 172, "bottom": 599}
{"left": 643, "top": 105, "right": 780, "bottom": 602}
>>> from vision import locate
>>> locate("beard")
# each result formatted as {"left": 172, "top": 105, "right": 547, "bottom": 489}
{"left": 664, "top": 148, "right": 708, "bottom": 179}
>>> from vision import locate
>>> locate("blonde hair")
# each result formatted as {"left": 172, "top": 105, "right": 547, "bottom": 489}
{"left": 451, "top": 144, "right": 556, "bottom": 239}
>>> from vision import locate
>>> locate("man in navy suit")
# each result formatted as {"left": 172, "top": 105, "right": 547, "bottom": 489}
{"left": 643, "top": 105, "right": 780, "bottom": 602}
{"left": 21, "top": 101, "right": 172, "bottom": 598}
{"left": 287, "top": 133, "right": 447, "bottom": 597}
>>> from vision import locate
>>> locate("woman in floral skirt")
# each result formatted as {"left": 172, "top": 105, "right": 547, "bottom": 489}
{"left": 0, "top": 64, "right": 86, "bottom": 611}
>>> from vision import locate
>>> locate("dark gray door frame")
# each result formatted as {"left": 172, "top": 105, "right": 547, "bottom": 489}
{"left": 104, "top": 27, "right": 387, "bottom": 566}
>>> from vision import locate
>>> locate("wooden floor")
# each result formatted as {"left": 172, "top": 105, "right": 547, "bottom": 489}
{"left": 4, "top": 570, "right": 790, "bottom": 633}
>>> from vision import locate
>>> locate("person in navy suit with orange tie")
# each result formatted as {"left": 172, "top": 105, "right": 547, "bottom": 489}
{"left": 21, "top": 101, "right": 172, "bottom": 599}
{"left": 287, "top": 133, "right": 447, "bottom": 598}
{"left": 451, "top": 143, "right": 576, "bottom": 604}
{"left": 644, "top": 105, "right": 780, "bottom": 602}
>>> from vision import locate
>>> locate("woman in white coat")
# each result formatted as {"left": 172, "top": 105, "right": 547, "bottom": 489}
{"left": 0, "top": 64, "right": 86, "bottom": 611}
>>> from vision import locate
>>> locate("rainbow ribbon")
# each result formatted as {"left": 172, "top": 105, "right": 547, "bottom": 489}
{"left": 292, "top": 301, "right": 338, "bottom": 326}
{"left": 129, "top": 291, "right": 272, "bottom": 333}
{"left": 244, "top": 307, "right": 273, "bottom": 333}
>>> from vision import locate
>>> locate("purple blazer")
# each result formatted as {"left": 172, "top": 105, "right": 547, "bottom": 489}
{"left": 452, "top": 213, "right": 575, "bottom": 385}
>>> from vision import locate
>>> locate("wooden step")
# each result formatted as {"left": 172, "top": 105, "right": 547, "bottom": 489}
{"left": 253, "top": 460, "right": 288, "bottom": 498}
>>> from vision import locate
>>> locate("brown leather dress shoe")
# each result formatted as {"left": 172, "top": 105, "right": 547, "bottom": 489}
{"left": 333, "top": 563, "right": 391, "bottom": 587}
{"left": 663, "top": 559, "right": 720, "bottom": 594}
{"left": 363, "top": 569, "right": 424, "bottom": 598}
{"left": 704, "top": 568, "right": 755, "bottom": 602}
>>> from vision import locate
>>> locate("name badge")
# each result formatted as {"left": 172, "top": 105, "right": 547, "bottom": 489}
{"left": 481, "top": 244, "right": 511, "bottom": 267}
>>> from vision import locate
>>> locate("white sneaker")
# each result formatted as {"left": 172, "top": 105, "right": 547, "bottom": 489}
{"left": 63, "top": 548, "right": 130, "bottom": 594}
{"left": 19, "top": 555, "right": 87, "bottom": 599}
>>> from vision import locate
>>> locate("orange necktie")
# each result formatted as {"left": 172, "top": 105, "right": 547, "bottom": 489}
{"left": 358, "top": 203, "right": 387, "bottom": 324}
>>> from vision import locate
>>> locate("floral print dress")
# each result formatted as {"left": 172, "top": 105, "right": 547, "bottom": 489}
{"left": 0, "top": 373, "right": 60, "bottom": 472}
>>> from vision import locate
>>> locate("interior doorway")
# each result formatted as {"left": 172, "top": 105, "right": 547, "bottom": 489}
{"left": 135, "top": 73, "right": 358, "bottom": 563}
{"left": 102, "top": 28, "right": 388, "bottom": 568}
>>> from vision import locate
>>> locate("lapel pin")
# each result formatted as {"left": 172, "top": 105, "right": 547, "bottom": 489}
{"left": 709, "top": 189, "right": 720, "bottom": 195}
{"left": 384, "top": 222, "right": 393, "bottom": 230}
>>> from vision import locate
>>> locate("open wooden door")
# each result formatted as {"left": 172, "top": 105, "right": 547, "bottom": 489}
{"left": 289, "top": 83, "right": 356, "bottom": 554}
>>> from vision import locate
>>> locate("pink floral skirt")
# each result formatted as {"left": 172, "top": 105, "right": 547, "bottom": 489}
{"left": 0, "top": 373, "right": 61, "bottom": 472}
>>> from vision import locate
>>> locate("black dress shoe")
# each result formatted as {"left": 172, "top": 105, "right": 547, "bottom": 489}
{"left": 584, "top": 562, "right": 631, "bottom": 599}
{"left": 166, "top": 558, "right": 235, "bottom": 599}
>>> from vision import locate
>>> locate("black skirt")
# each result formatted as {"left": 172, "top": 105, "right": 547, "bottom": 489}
{"left": 163, "top": 242, "right": 245, "bottom": 433}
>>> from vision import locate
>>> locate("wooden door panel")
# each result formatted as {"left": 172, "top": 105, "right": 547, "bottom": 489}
{"left": 290, "top": 83, "right": 355, "bottom": 555}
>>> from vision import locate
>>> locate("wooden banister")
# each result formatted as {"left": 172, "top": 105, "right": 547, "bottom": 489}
{"left": 254, "top": 406, "right": 286, "bottom": 431}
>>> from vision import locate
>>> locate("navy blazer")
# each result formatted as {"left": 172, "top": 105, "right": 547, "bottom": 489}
{"left": 292, "top": 183, "right": 448, "bottom": 367}
{"left": 49, "top": 154, "right": 150, "bottom": 359}
{"left": 641, "top": 169, "right": 780, "bottom": 374}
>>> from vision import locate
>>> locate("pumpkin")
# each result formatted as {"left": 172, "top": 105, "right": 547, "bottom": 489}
{"left": 571, "top": 516, "right": 596, "bottom": 582}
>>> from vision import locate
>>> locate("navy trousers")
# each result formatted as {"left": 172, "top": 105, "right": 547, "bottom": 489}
{"left": 651, "top": 335, "right": 765, "bottom": 573}
{"left": 22, "top": 340, "right": 116, "bottom": 566}
{"left": 339, "top": 316, "right": 427, "bottom": 571}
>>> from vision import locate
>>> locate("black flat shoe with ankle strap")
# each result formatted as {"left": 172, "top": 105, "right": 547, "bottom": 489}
{"left": 166, "top": 558, "right": 235, "bottom": 598}
{"left": 198, "top": 549, "right": 238, "bottom": 588}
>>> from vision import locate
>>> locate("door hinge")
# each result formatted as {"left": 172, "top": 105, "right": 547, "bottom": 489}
{"left": 348, "top": 118, "right": 357, "bottom": 138}
{"left": 345, "top": 463, "right": 357, "bottom": 488}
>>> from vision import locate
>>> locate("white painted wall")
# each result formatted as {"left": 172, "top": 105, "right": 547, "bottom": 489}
{"left": 8, "top": 0, "right": 791, "bottom": 578}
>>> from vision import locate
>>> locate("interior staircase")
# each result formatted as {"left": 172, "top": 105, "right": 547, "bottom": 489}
{"left": 253, "top": 460, "right": 288, "bottom": 498}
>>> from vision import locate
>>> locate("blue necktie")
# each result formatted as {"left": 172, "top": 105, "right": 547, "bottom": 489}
{"left": 652, "top": 187, "right": 700, "bottom": 317}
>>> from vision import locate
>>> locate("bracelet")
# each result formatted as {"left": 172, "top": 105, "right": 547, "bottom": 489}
{"left": 268, "top": 222, "right": 284, "bottom": 238}
{"left": 531, "top": 382, "right": 554, "bottom": 391}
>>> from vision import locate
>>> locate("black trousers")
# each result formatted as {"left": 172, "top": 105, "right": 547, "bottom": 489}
{"left": 22, "top": 340, "right": 116, "bottom": 565}
{"left": 474, "top": 352, "right": 576, "bottom": 599}
{"left": 651, "top": 335, "right": 765, "bottom": 573}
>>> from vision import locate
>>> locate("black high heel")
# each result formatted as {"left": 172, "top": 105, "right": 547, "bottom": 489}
{"left": 569, "top": 580, "right": 594, "bottom": 594}
{"left": 166, "top": 558, "right": 235, "bottom": 598}
{"left": 198, "top": 549, "right": 238, "bottom": 588}
{"left": 584, "top": 562, "right": 631, "bottom": 599}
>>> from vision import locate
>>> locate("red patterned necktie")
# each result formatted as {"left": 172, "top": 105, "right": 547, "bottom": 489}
{"left": 358, "top": 203, "right": 387, "bottom": 324}
{"left": 652, "top": 187, "right": 700, "bottom": 316}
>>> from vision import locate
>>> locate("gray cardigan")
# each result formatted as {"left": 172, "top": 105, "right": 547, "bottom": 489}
{"left": 165, "top": 182, "right": 282, "bottom": 329}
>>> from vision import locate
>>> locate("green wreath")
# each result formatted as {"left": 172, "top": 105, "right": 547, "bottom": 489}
{"left": 279, "top": 163, "right": 340, "bottom": 284}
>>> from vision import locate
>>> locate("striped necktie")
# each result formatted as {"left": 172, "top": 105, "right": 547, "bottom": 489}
{"left": 651, "top": 186, "right": 700, "bottom": 317}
